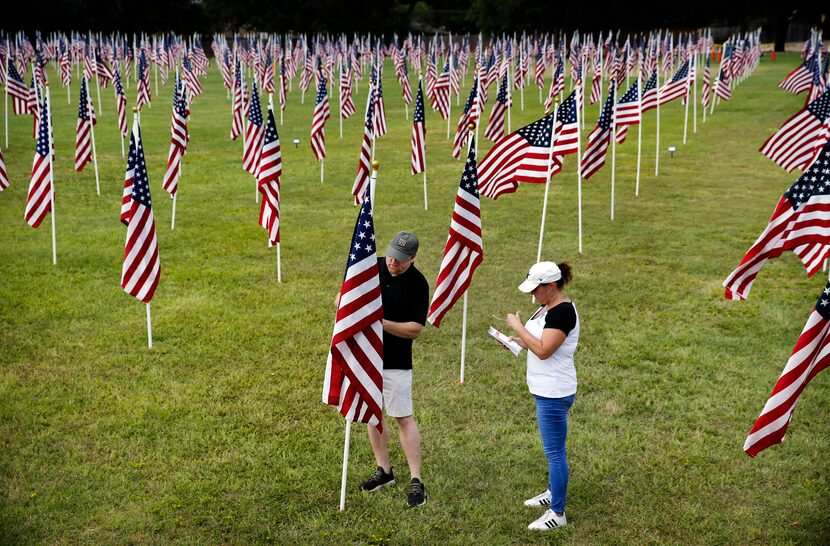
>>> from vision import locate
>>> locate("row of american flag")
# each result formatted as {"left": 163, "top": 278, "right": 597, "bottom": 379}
{"left": 3, "top": 28, "right": 817, "bottom": 460}
{"left": 723, "top": 29, "right": 830, "bottom": 457}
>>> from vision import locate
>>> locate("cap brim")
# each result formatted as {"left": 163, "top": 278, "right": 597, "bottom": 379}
{"left": 386, "top": 246, "right": 412, "bottom": 262}
{"left": 518, "top": 279, "right": 539, "bottom": 293}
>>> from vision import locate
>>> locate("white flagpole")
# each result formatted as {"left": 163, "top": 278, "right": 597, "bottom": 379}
{"left": 338, "top": 56, "right": 343, "bottom": 138}
{"left": 459, "top": 126, "right": 476, "bottom": 384}
{"left": 459, "top": 291, "right": 468, "bottom": 384}
{"left": 683, "top": 54, "right": 691, "bottom": 145}
{"left": 635, "top": 70, "right": 643, "bottom": 197}
{"left": 577, "top": 84, "right": 584, "bottom": 254}
{"left": 693, "top": 47, "right": 698, "bottom": 134}
{"left": 94, "top": 58, "right": 103, "bottom": 119}
{"left": 146, "top": 302, "right": 153, "bottom": 349}
{"left": 507, "top": 56, "right": 512, "bottom": 133}
{"left": 46, "top": 83, "right": 57, "bottom": 265}
{"left": 320, "top": 158, "right": 324, "bottom": 183}
{"left": 369, "top": 160, "right": 379, "bottom": 212}
{"left": 89, "top": 86, "right": 101, "bottom": 196}
{"left": 536, "top": 102, "right": 558, "bottom": 263}
{"left": 611, "top": 86, "right": 617, "bottom": 220}
{"left": 338, "top": 419, "right": 352, "bottom": 512}
{"left": 655, "top": 55, "right": 661, "bottom": 177}
{"left": 277, "top": 241, "right": 282, "bottom": 283}
{"left": 5, "top": 58, "right": 8, "bottom": 148}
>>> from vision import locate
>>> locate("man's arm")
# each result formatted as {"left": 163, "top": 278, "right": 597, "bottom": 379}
{"left": 382, "top": 319, "right": 423, "bottom": 340}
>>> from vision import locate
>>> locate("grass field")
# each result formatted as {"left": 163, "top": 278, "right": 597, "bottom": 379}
{"left": 1, "top": 51, "right": 828, "bottom": 544}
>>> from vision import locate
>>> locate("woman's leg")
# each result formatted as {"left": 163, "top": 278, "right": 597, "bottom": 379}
{"left": 535, "top": 394, "right": 575, "bottom": 514}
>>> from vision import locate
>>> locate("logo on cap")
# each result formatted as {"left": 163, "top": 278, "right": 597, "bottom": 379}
{"left": 396, "top": 239, "right": 407, "bottom": 248}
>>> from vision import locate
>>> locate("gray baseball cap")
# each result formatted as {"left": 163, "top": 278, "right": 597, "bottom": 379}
{"left": 386, "top": 231, "right": 419, "bottom": 261}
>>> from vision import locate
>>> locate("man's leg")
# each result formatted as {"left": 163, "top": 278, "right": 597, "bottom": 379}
{"left": 395, "top": 415, "right": 421, "bottom": 480}
{"left": 367, "top": 417, "right": 391, "bottom": 472}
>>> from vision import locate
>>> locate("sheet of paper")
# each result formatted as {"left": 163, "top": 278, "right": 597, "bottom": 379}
{"left": 488, "top": 326, "right": 523, "bottom": 357}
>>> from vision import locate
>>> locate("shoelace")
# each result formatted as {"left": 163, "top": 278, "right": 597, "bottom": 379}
{"left": 409, "top": 481, "right": 423, "bottom": 495}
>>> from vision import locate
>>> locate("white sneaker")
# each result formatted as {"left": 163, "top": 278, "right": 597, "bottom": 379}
{"left": 523, "top": 489, "right": 552, "bottom": 507}
{"left": 528, "top": 509, "right": 567, "bottom": 530}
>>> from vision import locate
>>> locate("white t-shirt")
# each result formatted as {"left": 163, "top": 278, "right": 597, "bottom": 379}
{"left": 524, "top": 302, "right": 579, "bottom": 398}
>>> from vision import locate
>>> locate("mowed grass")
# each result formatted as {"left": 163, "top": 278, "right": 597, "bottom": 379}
{"left": 1, "top": 52, "right": 828, "bottom": 544}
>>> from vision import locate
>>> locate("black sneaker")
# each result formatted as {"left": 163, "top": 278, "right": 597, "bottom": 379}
{"left": 407, "top": 478, "right": 427, "bottom": 507}
{"left": 361, "top": 466, "right": 395, "bottom": 492}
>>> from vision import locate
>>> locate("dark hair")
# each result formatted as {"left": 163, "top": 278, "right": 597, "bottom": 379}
{"left": 555, "top": 262, "right": 572, "bottom": 289}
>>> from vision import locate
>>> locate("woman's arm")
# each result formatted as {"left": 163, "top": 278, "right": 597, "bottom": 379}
{"left": 506, "top": 312, "right": 567, "bottom": 359}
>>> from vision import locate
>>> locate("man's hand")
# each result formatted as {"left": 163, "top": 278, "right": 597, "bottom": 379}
{"left": 333, "top": 292, "right": 340, "bottom": 309}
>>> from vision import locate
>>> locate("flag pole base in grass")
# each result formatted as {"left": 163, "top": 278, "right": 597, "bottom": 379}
{"left": 277, "top": 242, "right": 282, "bottom": 283}
{"left": 146, "top": 302, "right": 153, "bottom": 349}
{"left": 459, "top": 291, "right": 468, "bottom": 384}
{"left": 321, "top": 159, "right": 324, "bottom": 183}
{"left": 338, "top": 419, "right": 352, "bottom": 512}
{"left": 171, "top": 194, "right": 177, "bottom": 231}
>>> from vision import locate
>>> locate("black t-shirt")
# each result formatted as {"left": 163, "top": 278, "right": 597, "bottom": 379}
{"left": 543, "top": 302, "right": 576, "bottom": 335}
{"left": 377, "top": 258, "right": 429, "bottom": 370}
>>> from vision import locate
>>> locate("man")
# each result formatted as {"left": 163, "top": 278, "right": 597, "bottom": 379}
{"left": 361, "top": 231, "right": 429, "bottom": 508}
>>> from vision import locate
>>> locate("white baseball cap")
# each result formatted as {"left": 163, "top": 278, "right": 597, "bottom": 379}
{"left": 518, "top": 261, "right": 562, "bottom": 293}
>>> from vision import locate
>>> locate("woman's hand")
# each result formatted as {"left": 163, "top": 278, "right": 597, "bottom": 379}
{"left": 509, "top": 335, "right": 528, "bottom": 349}
{"left": 505, "top": 311, "right": 522, "bottom": 331}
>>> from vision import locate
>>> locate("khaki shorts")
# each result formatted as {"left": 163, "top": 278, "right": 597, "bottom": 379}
{"left": 383, "top": 369, "right": 413, "bottom": 418}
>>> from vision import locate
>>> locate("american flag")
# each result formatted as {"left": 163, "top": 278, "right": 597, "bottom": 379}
{"left": 760, "top": 90, "right": 830, "bottom": 173}
{"left": 452, "top": 76, "right": 479, "bottom": 159}
{"left": 258, "top": 102, "right": 282, "bottom": 247}
{"left": 401, "top": 57, "right": 412, "bottom": 105}
{"left": 614, "top": 78, "right": 641, "bottom": 144}
{"left": 114, "top": 67, "right": 128, "bottom": 137}
{"left": 431, "top": 59, "right": 450, "bottom": 119}
{"left": 230, "top": 61, "right": 244, "bottom": 140}
{"left": 136, "top": 51, "right": 151, "bottom": 111}
{"left": 59, "top": 42, "right": 71, "bottom": 87}
{"left": 551, "top": 89, "right": 581, "bottom": 158}
{"left": 806, "top": 54, "right": 824, "bottom": 105}
{"left": 6, "top": 59, "right": 29, "bottom": 115}
{"left": 370, "top": 64, "right": 387, "bottom": 138}
{"left": 641, "top": 72, "right": 658, "bottom": 112}
{"left": 484, "top": 73, "right": 509, "bottom": 142}
{"left": 162, "top": 79, "right": 189, "bottom": 197}
{"left": 279, "top": 54, "right": 288, "bottom": 112}
{"left": 243, "top": 81, "right": 265, "bottom": 175}
{"left": 589, "top": 58, "right": 602, "bottom": 105}
{"left": 411, "top": 80, "right": 426, "bottom": 175}
{"left": 183, "top": 54, "right": 203, "bottom": 97}
{"left": 427, "top": 138, "right": 483, "bottom": 327}
{"left": 322, "top": 192, "right": 384, "bottom": 430}
{"left": 340, "top": 59, "right": 356, "bottom": 118}
{"left": 582, "top": 81, "right": 616, "bottom": 180}
{"left": 220, "top": 51, "right": 232, "bottom": 90}
{"left": 262, "top": 51, "right": 275, "bottom": 93}
{"left": 779, "top": 53, "right": 818, "bottom": 95}
{"left": 426, "top": 50, "right": 437, "bottom": 102}
{"left": 352, "top": 89, "right": 375, "bottom": 204}
{"left": 724, "top": 142, "right": 830, "bottom": 301}
{"left": 658, "top": 59, "right": 690, "bottom": 106}
{"left": 121, "top": 116, "right": 160, "bottom": 303}
{"left": 701, "top": 56, "right": 711, "bottom": 109}
{"left": 75, "top": 76, "right": 93, "bottom": 173}
{"left": 24, "top": 97, "right": 52, "bottom": 228}
{"left": 544, "top": 54, "right": 564, "bottom": 114}
{"left": 310, "top": 73, "right": 330, "bottom": 161}
{"left": 743, "top": 279, "right": 830, "bottom": 457}
{"left": 34, "top": 46, "right": 47, "bottom": 86}
{"left": 478, "top": 112, "right": 555, "bottom": 199}
{"left": 96, "top": 51, "right": 113, "bottom": 87}
{"left": 0, "top": 146, "right": 8, "bottom": 192}
{"left": 713, "top": 51, "right": 733, "bottom": 102}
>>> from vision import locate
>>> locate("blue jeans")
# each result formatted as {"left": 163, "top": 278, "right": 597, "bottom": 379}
{"left": 534, "top": 394, "right": 575, "bottom": 514}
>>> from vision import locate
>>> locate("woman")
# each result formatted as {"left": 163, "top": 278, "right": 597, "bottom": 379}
{"left": 505, "top": 261, "right": 578, "bottom": 531}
